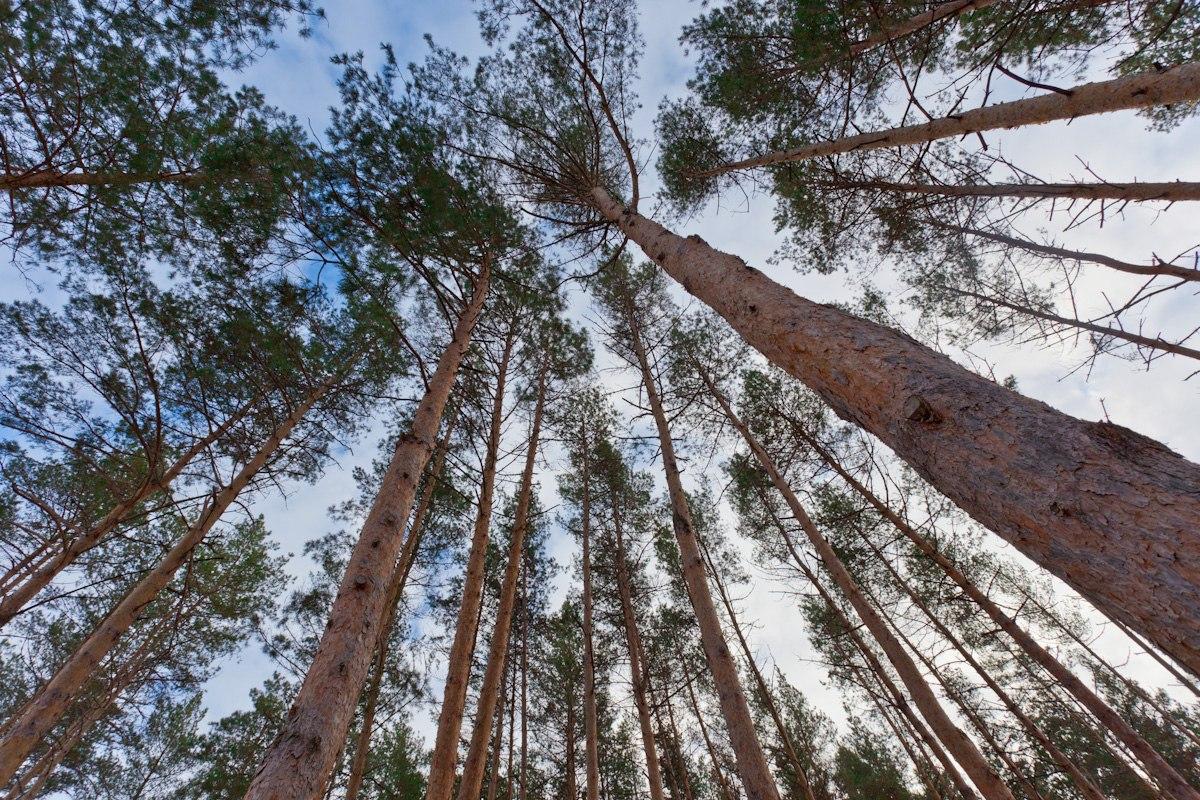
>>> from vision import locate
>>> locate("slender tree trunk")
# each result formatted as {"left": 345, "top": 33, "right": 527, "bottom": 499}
{"left": 0, "top": 396, "right": 255, "bottom": 626}
{"left": 620, "top": 287, "right": 781, "bottom": 800}
{"left": 0, "top": 377, "right": 335, "bottom": 786}
{"left": 424, "top": 326, "right": 516, "bottom": 800}
{"left": 692, "top": 63, "right": 1200, "bottom": 177}
{"left": 519, "top": 560, "right": 529, "bottom": 800}
{"left": 706, "top": 380, "right": 1013, "bottom": 800}
{"left": 849, "top": 0, "right": 1002, "bottom": 55}
{"left": 821, "top": 179, "right": 1200, "bottom": 203}
{"left": 344, "top": 419, "right": 456, "bottom": 800}
{"left": 245, "top": 268, "right": 490, "bottom": 800}
{"left": 610, "top": 497, "right": 668, "bottom": 800}
{"left": 486, "top": 658, "right": 510, "bottom": 800}
{"left": 457, "top": 366, "right": 548, "bottom": 800}
{"left": 791, "top": 424, "right": 1200, "bottom": 800}
{"left": 699, "top": 539, "right": 819, "bottom": 800}
{"left": 859, "top": 530, "right": 1107, "bottom": 800}
{"left": 580, "top": 443, "right": 602, "bottom": 800}
{"left": 679, "top": 654, "right": 738, "bottom": 800}
{"left": 591, "top": 186, "right": 1200, "bottom": 677}
{"left": 1108, "top": 616, "right": 1200, "bottom": 701}
{"left": 935, "top": 221, "right": 1200, "bottom": 282}
{"left": 566, "top": 687, "right": 578, "bottom": 800}
{"left": 661, "top": 675, "right": 698, "bottom": 800}
{"left": 0, "top": 168, "right": 205, "bottom": 191}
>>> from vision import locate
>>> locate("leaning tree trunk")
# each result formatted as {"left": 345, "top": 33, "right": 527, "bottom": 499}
{"left": 244, "top": 268, "right": 490, "bottom": 800}
{"left": 790, "top": 424, "right": 1200, "bottom": 800}
{"left": 0, "top": 168, "right": 206, "bottom": 191}
{"left": 622, "top": 289, "right": 782, "bottom": 800}
{"left": 692, "top": 62, "right": 1200, "bottom": 177}
{"left": 678, "top": 652, "right": 738, "bottom": 800}
{"left": 0, "top": 396, "right": 256, "bottom": 626}
{"left": 699, "top": 540, "right": 819, "bottom": 800}
{"left": 611, "top": 498, "right": 668, "bottom": 800}
{"left": 821, "top": 179, "right": 1200, "bottom": 203}
{"left": 344, "top": 418, "right": 455, "bottom": 800}
{"left": 579, "top": 440, "right": 602, "bottom": 800}
{"left": 0, "top": 374, "right": 336, "bottom": 786}
{"left": 849, "top": 0, "right": 1003, "bottom": 54}
{"left": 706, "top": 381, "right": 1014, "bottom": 800}
{"left": 424, "top": 328, "right": 516, "bottom": 800}
{"left": 591, "top": 186, "right": 1200, "bottom": 677}
{"left": 457, "top": 366, "right": 548, "bottom": 800}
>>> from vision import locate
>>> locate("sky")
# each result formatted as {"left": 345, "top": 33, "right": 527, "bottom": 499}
{"left": 172, "top": 0, "right": 1200, "bottom": 761}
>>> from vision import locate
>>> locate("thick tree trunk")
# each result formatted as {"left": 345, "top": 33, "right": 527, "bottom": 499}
{"left": 692, "top": 62, "right": 1200, "bottom": 177}
{"left": 611, "top": 501, "right": 668, "bottom": 800}
{"left": 244, "top": 269, "right": 490, "bottom": 800}
{"left": 424, "top": 327, "right": 516, "bottom": 800}
{"left": 591, "top": 186, "right": 1200, "bottom": 677}
{"left": 457, "top": 367, "right": 548, "bottom": 800}
{"left": 793, "top": 426, "right": 1200, "bottom": 800}
{"left": 580, "top": 444, "right": 602, "bottom": 800}
{"left": 0, "top": 397, "right": 255, "bottom": 626}
{"left": 0, "top": 378, "right": 333, "bottom": 786}
{"left": 936, "top": 222, "right": 1200, "bottom": 282}
{"left": 621, "top": 289, "right": 782, "bottom": 800}
{"left": 344, "top": 420, "right": 455, "bottom": 800}
{"left": 707, "top": 383, "right": 1014, "bottom": 800}
{"left": 699, "top": 539, "right": 818, "bottom": 800}
{"left": 826, "top": 179, "right": 1200, "bottom": 202}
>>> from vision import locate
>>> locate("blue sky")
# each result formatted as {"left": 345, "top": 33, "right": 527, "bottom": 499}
{"left": 198, "top": 0, "right": 1200, "bottom": 752}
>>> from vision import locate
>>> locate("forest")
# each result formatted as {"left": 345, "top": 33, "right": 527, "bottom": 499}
{"left": 1, "top": 0, "right": 1199, "bottom": 798}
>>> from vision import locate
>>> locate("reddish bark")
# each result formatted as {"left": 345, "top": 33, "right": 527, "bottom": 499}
{"left": 457, "top": 367, "right": 548, "bottom": 800}
{"left": 244, "top": 268, "right": 490, "bottom": 800}
{"left": 849, "top": 0, "right": 1002, "bottom": 55}
{"left": 692, "top": 63, "right": 1200, "bottom": 177}
{"left": 0, "top": 378, "right": 332, "bottom": 786}
{"left": 579, "top": 439, "right": 602, "bottom": 800}
{"left": 424, "top": 328, "right": 516, "bottom": 800}
{"left": 591, "top": 186, "right": 1200, "bottom": 678}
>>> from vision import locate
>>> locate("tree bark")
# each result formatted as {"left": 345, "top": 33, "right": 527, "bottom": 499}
{"left": 244, "top": 267, "right": 490, "bottom": 800}
{"left": 0, "top": 396, "right": 256, "bottom": 626}
{"left": 0, "top": 376, "right": 334, "bottom": 786}
{"left": 344, "top": 418, "right": 455, "bottom": 800}
{"left": 792, "top": 425, "right": 1200, "bottom": 800}
{"left": 611, "top": 496, "right": 667, "bottom": 800}
{"left": 706, "top": 380, "right": 1014, "bottom": 800}
{"left": 679, "top": 654, "right": 738, "bottom": 800}
{"left": 424, "top": 326, "right": 516, "bottom": 800}
{"left": 621, "top": 283, "right": 782, "bottom": 800}
{"left": 691, "top": 62, "right": 1200, "bottom": 177}
{"left": 591, "top": 185, "right": 1200, "bottom": 678}
{"left": 580, "top": 440, "right": 602, "bottom": 800}
{"left": 935, "top": 221, "right": 1200, "bottom": 282}
{"left": 698, "top": 538, "right": 819, "bottom": 800}
{"left": 0, "top": 168, "right": 206, "bottom": 191}
{"left": 457, "top": 366, "right": 548, "bottom": 800}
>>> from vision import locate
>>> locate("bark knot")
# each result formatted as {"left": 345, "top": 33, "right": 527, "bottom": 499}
{"left": 902, "top": 395, "right": 942, "bottom": 424}
{"left": 353, "top": 575, "right": 369, "bottom": 590}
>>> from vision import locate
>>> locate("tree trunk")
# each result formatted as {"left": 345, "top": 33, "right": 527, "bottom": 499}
{"left": 858, "top": 529, "right": 1106, "bottom": 800}
{"left": 850, "top": 0, "right": 1004, "bottom": 55}
{"left": 792, "top": 424, "right": 1200, "bottom": 800}
{"left": 706, "top": 380, "right": 1014, "bottom": 800}
{"left": 0, "top": 376, "right": 334, "bottom": 786}
{"left": 486, "top": 658, "right": 509, "bottom": 800}
{"left": 0, "top": 168, "right": 205, "bottom": 191}
{"left": 591, "top": 185, "right": 1200, "bottom": 678}
{"left": 699, "top": 538, "right": 819, "bottom": 800}
{"left": 661, "top": 675, "right": 698, "bottom": 800}
{"left": 457, "top": 366, "right": 548, "bottom": 800}
{"left": 611, "top": 498, "right": 668, "bottom": 800}
{"left": 692, "top": 62, "right": 1200, "bottom": 177}
{"left": 0, "top": 396, "right": 256, "bottom": 626}
{"left": 679, "top": 654, "right": 738, "bottom": 800}
{"left": 244, "top": 268, "right": 490, "bottom": 800}
{"left": 566, "top": 687, "right": 578, "bottom": 800}
{"left": 621, "top": 285, "right": 782, "bottom": 800}
{"left": 519, "top": 561, "right": 529, "bottom": 800}
{"left": 424, "top": 325, "right": 516, "bottom": 800}
{"left": 344, "top": 419, "right": 456, "bottom": 800}
{"left": 580, "top": 443, "right": 602, "bottom": 800}
{"left": 935, "top": 221, "right": 1200, "bottom": 282}
{"left": 825, "top": 179, "right": 1200, "bottom": 203}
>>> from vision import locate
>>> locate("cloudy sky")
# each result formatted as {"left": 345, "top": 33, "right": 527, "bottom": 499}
{"left": 193, "top": 0, "right": 1200, "bottom": 747}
